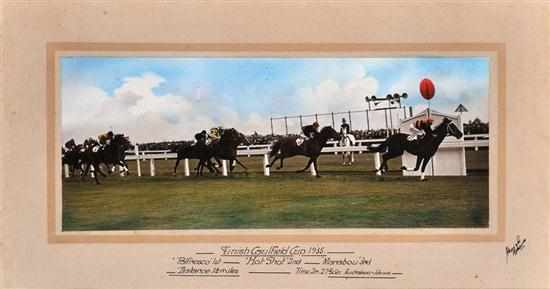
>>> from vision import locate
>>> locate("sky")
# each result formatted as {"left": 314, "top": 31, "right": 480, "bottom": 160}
{"left": 61, "top": 57, "right": 489, "bottom": 143}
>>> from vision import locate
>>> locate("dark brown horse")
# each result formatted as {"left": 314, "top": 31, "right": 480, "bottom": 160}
{"left": 81, "top": 134, "right": 132, "bottom": 184}
{"left": 173, "top": 128, "right": 249, "bottom": 176}
{"left": 266, "top": 126, "right": 340, "bottom": 177}
{"left": 369, "top": 117, "right": 463, "bottom": 181}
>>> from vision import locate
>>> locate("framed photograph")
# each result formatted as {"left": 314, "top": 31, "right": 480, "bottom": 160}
{"left": 50, "top": 43, "right": 503, "bottom": 243}
{"left": 2, "top": 2, "right": 549, "bottom": 289}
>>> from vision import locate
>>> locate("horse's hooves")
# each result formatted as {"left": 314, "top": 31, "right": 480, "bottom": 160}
{"left": 316, "top": 175, "right": 322, "bottom": 178}
{"left": 420, "top": 178, "right": 428, "bottom": 182}
{"left": 276, "top": 167, "right": 282, "bottom": 170}
{"left": 265, "top": 165, "right": 271, "bottom": 168}
{"left": 400, "top": 166, "right": 407, "bottom": 170}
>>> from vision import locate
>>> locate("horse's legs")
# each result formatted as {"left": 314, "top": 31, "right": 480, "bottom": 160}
{"left": 401, "top": 156, "right": 423, "bottom": 172}
{"left": 118, "top": 160, "right": 129, "bottom": 175}
{"left": 313, "top": 158, "right": 321, "bottom": 177}
{"left": 173, "top": 158, "right": 180, "bottom": 176}
{"left": 208, "top": 159, "right": 220, "bottom": 174}
{"left": 377, "top": 153, "right": 392, "bottom": 174}
{"left": 267, "top": 155, "right": 280, "bottom": 168}
{"left": 296, "top": 158, "right": 313, "bottom": 173}
{"left": 234, "top": 158, "right": 248, "bottom": 171}
{"left": 277, "top": 157, "right": 284, "bottom": 170}
{"left": 96, "top": 164, "right": 107, "bottom": 177}
{"left": 81, "top": 162, "right": 90, "bottom": 179}
{"left": 379, "top": 150, "right": 402, "bottom": 174}
{"left": 92, "top": 162, "right": 101, "bottom": 184}
{"left": 419, "top": 157, "right": 431, "bottom": 181}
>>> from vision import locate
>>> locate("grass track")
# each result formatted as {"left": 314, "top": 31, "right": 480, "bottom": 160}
{"left": 62, "top": 152, "right": 488, "bottom": 231}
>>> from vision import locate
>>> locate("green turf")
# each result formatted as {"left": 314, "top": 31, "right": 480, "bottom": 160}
{"left": 62, "top": 153, "right": 489, "bottom": 231}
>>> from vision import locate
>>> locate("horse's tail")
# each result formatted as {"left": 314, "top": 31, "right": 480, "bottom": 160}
{"left": 368, "top": 138, "right": 389, "bottom": 153}
{"left": 269, "top": 141, "right": 281, "bottom": 158}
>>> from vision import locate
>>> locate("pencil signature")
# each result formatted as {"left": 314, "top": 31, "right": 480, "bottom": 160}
{"left": 505, "top": 235, "right": 526, "bottom": 264}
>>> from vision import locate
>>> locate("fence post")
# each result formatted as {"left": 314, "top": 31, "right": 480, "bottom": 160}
{"left": 184, "top": 158, "right": 190, "bottom": 176}
{"left": 474, "top": 136, "right": 479, "bottom": 151}
{"left": 263, "top": 154, "right": 270, "bottom": 176}
{"left": 351, "top": 152, "right": 355, "bottom": 163}
{"left": 150, "top": 158, "right": 156, "bottom": 176}
{"left": 374, "top": 152, "right": 381, "bottom": 175}
{"left": 310, "top": 163, "right": 317, "bottom": 176}
{"left": 135, "top": 144, "right": 142, "bottom": 177}
{"left": 247, "top": 146, "right": 251, "bottom": 157}
{"left": 222, "top": 160, "right": 228, "bottom": 176}
{"left": 334, "top": 142, "right": 338, "bottom": 155}
{"left": 64, "top": 164, "right": 70, "bottom": 178}
{"left": 164, "top": 151, "right": 168, "bottom": 160}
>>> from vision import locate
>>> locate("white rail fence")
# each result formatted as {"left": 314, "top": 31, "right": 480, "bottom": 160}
{"left": 115, "top": 134, "right": 488, "bottom": 177}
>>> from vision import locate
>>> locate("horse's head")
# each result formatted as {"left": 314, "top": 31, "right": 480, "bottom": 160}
{"left": 220, "top": 128, "right": 249, "bottom": 145}
{"left": 238, "top": 132, "right": 251, "bottom": 146}
{"left": 320, "top": 126, "right": 340, "bottom": 141}
{"left": 436, "top": 117, "right": 463, "bottom": 139}
{"left": 113, "top": 134, "right": 132, "bottom": 149}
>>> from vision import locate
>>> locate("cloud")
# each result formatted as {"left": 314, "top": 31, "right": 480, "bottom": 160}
{"left": 388, "top": 69, "right": 489, "bottom": 122}
{"left": 62, "top": 58, "right": 490, "bottom": 142}
{"left": 297, "top": 66, "right": 378, "bottom": 114}
{"left": 62, "top": 73, "right": 264, "bottom": 143}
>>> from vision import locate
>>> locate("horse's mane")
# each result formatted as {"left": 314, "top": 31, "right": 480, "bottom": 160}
{"left": 433, "top": 118, "right": 451, "bottom": 133}
{"left": 320, "top": 126, "right": 335, "bottom": 133}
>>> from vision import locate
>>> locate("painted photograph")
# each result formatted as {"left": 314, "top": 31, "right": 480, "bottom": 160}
{"left": 60, "top": 56, "right": 490, "bottom": 231}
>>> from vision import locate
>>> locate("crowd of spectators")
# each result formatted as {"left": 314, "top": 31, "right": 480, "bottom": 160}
{"left": 463, "top": 118, "right": 489, "bottom": 135}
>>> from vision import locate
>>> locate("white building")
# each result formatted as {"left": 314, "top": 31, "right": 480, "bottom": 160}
{"left": 399, "top": 109, "right": 467, "bottom": 176}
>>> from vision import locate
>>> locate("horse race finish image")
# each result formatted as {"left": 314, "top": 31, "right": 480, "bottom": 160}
{"left": 61, "top": 57, "right": 490, "bottom": 230}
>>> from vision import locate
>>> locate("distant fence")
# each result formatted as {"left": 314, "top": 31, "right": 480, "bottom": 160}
{"left": 120, "top": 134, "right": 489, "bottom": 177}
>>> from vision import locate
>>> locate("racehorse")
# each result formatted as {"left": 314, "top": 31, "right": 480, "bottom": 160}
{"left": 266, "top": 126, "right": 340, "bottom": 177}
{"left": 173, "top": 128, "right": 249, "bottom": 176}
{"left": 62, "top": 144, "right": 85, "bottom": 177}
{"left": 173, "top": 143, "right": 218, "bottom": 176}
{"left": 81, "top": 134, "right": 132, "bottom": 184}
{"left": 339, "top": 132, "right": 356, "bottom": 166}
{"left": 369, "top": 117, "right": 463, "bottom": 181}
{"left": 198, "top": 128, "right": 250, "bottom": 175}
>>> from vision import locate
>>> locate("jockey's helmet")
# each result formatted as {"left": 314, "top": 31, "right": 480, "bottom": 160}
{"left": 107, "top": 131, "right": 114, "bottom": 138}
{"left": 415, "top": 119, "right": 424, "bottom": 129}
{"left": 342, "top": 118, "right": 346, "bottom": 123}
{"left": 313, "top": 121, "right": 320, "bottom": 128}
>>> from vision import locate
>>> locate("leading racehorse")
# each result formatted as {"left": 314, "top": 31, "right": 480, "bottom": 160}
{"left": 266, "top": 126, "right": 340, "bottom": 177}
{"left": 369, "top": 117, "right": 463, "bottom": 181}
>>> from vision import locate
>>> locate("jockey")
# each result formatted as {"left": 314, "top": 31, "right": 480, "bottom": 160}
{"left": 207, "top": 127, "right": 222, "bottom": 144}
{"left": 64, "top": 138, "right": 77, "bottom": 151}
{"left": 194, "top": 130, "right": 208, "bottom": 146}
{"left": 408, "top": 118, "right": 433, "bottom": 141}
{"left": 302, "top": 121, "right": 320, "bottom": 140}
{"left": 98, "top": 131, "right": 114, "bottom": 146}
{"left": 84, "top": 137, "right": 99, "bottom": 151}
{"left": 340, "top": 118, "right": 350, "bottom": 136}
